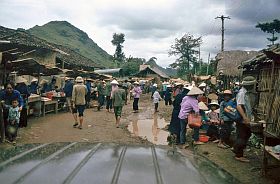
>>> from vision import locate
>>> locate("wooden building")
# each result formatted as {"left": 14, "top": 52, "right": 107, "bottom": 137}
{"left": 241, "top": 44, "right": 280, "bottom": 137}
{"left": 241, "top": 44, "right": 280, "bottom": 176}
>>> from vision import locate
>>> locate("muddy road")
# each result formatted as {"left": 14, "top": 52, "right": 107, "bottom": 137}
{"left": 0, "top": 94, "right": 277, "bottom": 183}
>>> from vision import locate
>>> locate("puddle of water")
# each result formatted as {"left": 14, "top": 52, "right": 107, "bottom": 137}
{"left": 127, "top": 114, "right": 169, "bottom": 145}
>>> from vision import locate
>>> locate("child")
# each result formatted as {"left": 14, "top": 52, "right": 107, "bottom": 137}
{"left": 219, "top": 90, "right": 235, "bottom": 149}
{"left": 7, "top": 98, "right": 21, "bottom": 144}
{"left": 206, "top": 100, "right": 220, "bottom": 143}
{"left": 199, "top": 102, "right": 210, "bottom": 143}
{"left": 152, "top": 85, "right": 162, "bottom": 112}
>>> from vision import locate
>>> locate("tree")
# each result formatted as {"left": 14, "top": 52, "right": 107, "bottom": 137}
{"left": 169, "top": 33, "right": 202, "bottom": 78}
{"left": 256, "top": 19, "right": 280, "bottom": 45}
{"left": 121, "top": 57, "right": 146, "bottom": 76}
{"left": 198, "top": 62, "right": 214, "bottom": 75}
{"left": 111, "top": 33, "right": 125, "bottom": 62}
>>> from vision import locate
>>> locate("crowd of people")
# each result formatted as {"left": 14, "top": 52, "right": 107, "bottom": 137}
{"left": 155, "top": 76, "right": 257, "bottom": 163}
{"left": 1, "top": 74, "right": 257, "bottom": 163}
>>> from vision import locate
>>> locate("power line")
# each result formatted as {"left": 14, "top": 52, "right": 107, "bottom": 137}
{"left": 215, "top": 15, "right": 231, "bottom": 52}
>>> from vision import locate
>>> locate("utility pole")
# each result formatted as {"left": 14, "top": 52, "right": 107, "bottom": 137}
{"left": 207, "top": 53, "right": 210, "bottom": 75}
{"left": 215, "top": 15, "right": 230, "bottom": 52}
{"left": 198, "top": 45, "right": 201, "bottom": 73}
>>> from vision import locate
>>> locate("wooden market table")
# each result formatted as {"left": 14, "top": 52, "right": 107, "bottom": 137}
{"left": 28, "top": 94, "right": 41, "bottom": 116}
{"left": 41, "top": 99, "right": 58, "bottom": 117}
{"left": 52, "top": 96, "right": 66, "bottom": 111}
{"left": 262, "top": 131, "right": 280, "bottom": 175}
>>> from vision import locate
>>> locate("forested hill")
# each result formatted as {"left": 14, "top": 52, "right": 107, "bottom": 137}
{"left": 28, "top": 21, "right": 114, "bottom": 68}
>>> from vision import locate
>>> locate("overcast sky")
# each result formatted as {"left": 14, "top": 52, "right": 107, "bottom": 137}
{"left": 0, "top": 0, "right": 279, "bottom": 67}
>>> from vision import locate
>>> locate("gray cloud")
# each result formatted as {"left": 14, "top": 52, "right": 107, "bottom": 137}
{"left": 0, "top": 0, "right": 279, "bottom": 68}
{"left": 226, "top": 0, "right": 280, "bottom": 23}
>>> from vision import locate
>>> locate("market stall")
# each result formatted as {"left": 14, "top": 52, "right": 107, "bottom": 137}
{"left": 241, "top": 44, "right": 280, "bottom": 176}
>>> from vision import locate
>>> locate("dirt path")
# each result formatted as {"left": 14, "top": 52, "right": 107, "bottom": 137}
{"left": 13, "top": 95, "right": 158, "bottom": 145}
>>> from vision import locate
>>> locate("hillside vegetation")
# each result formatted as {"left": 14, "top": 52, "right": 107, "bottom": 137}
{"left": 28, "top": 21, "right": 114, "bottom": 68}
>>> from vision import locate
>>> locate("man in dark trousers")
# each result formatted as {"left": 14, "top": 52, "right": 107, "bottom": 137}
{"left": 234, "top": 76, "right": 256, "bottom": 162}
{"left": 112, "top": 82, "right": 126, "bottom": 128}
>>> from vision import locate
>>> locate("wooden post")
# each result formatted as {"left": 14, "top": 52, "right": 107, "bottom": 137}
{"left": 0, "top": 103, "right": 5, "bottom": 143}
{"left": 62, "top": 60, "right": 64, "bottom": 69}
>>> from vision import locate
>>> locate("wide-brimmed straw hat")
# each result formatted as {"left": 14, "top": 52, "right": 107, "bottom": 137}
{"left": 75, "top": 76, "right": 84, "bottom": 83}
{"left": 134, "top": 81, "right": 139, "bottom": 85}
{"left": 223, "top": 90, "right": 233, "bottom": 95}
{"left": 111, "top": 79, "right": 119, "bottom": 85}
{"left": 209, "top": 100, "right": 220, "bottom": 108}
{"left": 208, "top": 93, "right": 218, "bottom": 100}
{"left": 64, "top": 77, "right": 70, "bottom": 81}
{"left": 16, "top": 76, "right": 27, "bottom": 84}
{"left": 187, "top": 86, "right": 204, "bottom": 96}
{"left": 198, "top": 102, "right": 208, "bottom": 111}
{"left": 241, "top": 76, "right": 256, "bottom": 86}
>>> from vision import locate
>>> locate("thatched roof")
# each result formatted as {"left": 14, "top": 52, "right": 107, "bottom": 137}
{"left": 241, "top": 44, "right": 280, "bottom": 72}
{"left": 216, "top": 50, "right": 258, "bottom": 76}
{"left": 0, "top": 26, "right": 104, "bottom": 70}
{"left": 135, "top": 65, "right": 169, "bottom": 79}
{"left": 11, "top": 58, "right": 63, "bottom": 76}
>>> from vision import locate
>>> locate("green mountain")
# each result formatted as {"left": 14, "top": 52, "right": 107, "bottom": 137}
{"left": 28, "top": 21, "right": 114, "bottom": 68}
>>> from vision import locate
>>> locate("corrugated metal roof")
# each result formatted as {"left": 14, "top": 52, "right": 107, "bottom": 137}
{"left": 0, "top": 143, "right": 239, "bottom": 184}
{"left": 94, "top": 68, "right": 122, "bottom": 74}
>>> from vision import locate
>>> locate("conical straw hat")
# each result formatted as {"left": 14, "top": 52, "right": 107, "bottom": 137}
{"left": 198, "top": 102, "right": 208, "bottom": 111}
{"left": 111, "top": 79, "right": 119, "bottom": 85}
{"left": 208, "top": 93, "right": 218, "bottom": 100}
{"left": 187, "top": 86, "right": 204, "bottom": 96}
